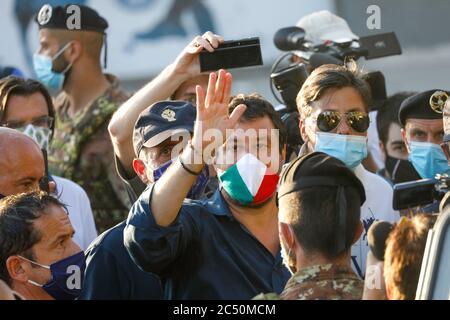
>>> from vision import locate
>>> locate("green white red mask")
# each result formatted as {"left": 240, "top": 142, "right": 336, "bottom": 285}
{"left": 218, "top": 153, "right": 279, "bottom": 206}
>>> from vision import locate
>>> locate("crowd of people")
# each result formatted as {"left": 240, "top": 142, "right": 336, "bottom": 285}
{"left": 0, "top": 4, "right": 448, "bottom": 301}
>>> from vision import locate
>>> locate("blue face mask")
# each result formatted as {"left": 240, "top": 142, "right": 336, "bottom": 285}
{"left": 21, "top": 251, "right": 86, "bottom": 300}
{"left": 408, "top": 141, "right": 450, "bottom": 179}
{"left": 314, "top": 132, "right": 368, "bottom": 169}
{"left": 152, "top": 159, "right": 210, "bottom": 200}
{"left": 33, "top": 43, "right": 73, "bottom": 92}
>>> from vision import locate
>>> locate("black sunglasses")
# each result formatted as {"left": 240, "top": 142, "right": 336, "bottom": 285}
{"left": 316, "top": 111, "right": 370, "bottom": 133}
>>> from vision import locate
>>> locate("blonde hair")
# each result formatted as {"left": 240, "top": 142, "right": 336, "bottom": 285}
{"left": 384, "top": 214, "right": 436, "bottom": 300}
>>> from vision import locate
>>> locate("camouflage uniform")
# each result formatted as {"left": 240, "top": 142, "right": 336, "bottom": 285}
{"left": 49, "top": 74, "right": 131, "bottom": 233}
{"left": 254, "top": 264, "right": 363, "bottom": 300}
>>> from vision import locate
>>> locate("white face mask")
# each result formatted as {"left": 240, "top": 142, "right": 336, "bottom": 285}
{"left": 17, "top": 124, "right": 52, "bottom": 152}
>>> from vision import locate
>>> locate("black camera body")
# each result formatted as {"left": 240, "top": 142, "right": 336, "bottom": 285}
{"left": 270, "top": 27, "right": 402, "bottom": 112}
{"left": 271, "top": 63, "right": 309, "bottom": 113}
{"left": 199, "top": 37, "right": 263, "bottom": 72}
{"left": 393, "top": 174, "right": 450, "bottom": 211}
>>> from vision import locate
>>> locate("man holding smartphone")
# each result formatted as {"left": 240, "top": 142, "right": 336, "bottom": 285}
{"left": 109, "top": 31, "right": 223, "bottom": 203}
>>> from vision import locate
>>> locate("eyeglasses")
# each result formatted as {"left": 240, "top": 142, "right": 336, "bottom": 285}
{"left": 316, "top": 111, "right": 370, "bottom": 133}
{"left": 1, "top": 116, "right": 54, "bottom": 130}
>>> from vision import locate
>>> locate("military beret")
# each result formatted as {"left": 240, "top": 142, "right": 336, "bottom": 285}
{"left": 35, "top": 4, "right": 108, "bottom": 33}
{"left": 443, "top": 97, "right": 450, "bottom": 141}
{"left": 278, "top": 152, "right": 366, "bottom": 205}
{"left": 398, "top": 89, "right": 449, "bottom": 127}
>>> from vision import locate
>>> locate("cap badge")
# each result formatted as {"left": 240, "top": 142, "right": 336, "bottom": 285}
{"left": 162, "top": 109, "right": 176, "bottom": 122}
{"left": 38, "top": 4, "right": 53, "bottom": 26}
{"left": 430, "top": 91, "right": 448, "bottom": 114}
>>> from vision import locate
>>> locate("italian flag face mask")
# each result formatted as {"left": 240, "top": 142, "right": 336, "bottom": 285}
{"left": 218, "top": 153, "right": 280, "bottom": 206}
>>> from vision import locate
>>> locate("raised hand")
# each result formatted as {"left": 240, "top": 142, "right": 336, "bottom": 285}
{"left": 171, "top": 31, "right": 224, "bottom": 78}
{"left": 192, "top": 70, "right": 246, "bottom": 160}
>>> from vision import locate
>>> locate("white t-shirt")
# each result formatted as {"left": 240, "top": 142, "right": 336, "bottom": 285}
{"left": 53, "top": 176, "right": 98, "bottom": 250}
{"left": 351, "top": 165, "right": 400, "bottom": 278}
{"left": 368, "top": 110, "right": 385, "bottom": 170}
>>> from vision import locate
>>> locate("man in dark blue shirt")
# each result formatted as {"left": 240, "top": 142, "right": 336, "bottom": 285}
{"left": 124, "top": 70, "right": 290, "bottom": 299}
{"left": 80, "top": 222, "right": 163, "bottom": 300}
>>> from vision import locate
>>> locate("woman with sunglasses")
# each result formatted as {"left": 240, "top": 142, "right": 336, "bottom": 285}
{"left": 296, "top": 63, "right": 400, "bottom": 280}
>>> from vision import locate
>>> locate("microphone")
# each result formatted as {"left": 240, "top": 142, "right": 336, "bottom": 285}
{"left": 368, "top": 221, "right": 394, "bottom": 261}
{"left": 309, "top": 53, "right": 343, "bottom": 69}
{"left": 274, "top": 27, "right": 306, "bottom": 51}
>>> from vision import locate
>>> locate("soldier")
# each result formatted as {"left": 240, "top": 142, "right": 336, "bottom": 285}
{"left": 398, "top": 90, "right": 450, "bottom": 213}
{"left": 33, "top": 4, "right": 130, "bottom": 232}
{"left": 399, "top": 90, "right": 450, "bottom": 180}
{"left": 255, "top": 152, "right": 365, "bottom": 300}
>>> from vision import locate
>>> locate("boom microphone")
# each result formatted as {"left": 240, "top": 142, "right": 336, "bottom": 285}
{"left": 367, "top": 221, "right": 394, "bottom": 261}
{"left": 274, "top": 27, "right": 306, "bottom": 51}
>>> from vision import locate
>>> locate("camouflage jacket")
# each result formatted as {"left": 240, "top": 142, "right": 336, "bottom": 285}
{"left": 49, "top": 74, "right": 131, "bottom": 233}
{"left": 254, "top": 264, "right": 363, "bottom": 300}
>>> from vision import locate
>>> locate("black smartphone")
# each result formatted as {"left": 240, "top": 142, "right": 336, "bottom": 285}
{"left": 199, "top": 37, "right": 263, "bottom": 72}
{"left": 393, "top": 179, "right": 436, "bottom": 210}
{"left": 360, "top": 32, "right": 402, "bottom": 60}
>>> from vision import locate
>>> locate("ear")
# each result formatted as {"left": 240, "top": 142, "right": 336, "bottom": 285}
{"left": 65, "top": 40, "right": 83, "bottom": 64}
{"left": 401, "top": 128, "right": 411, "bottom": 153}
{"left": 353, "top": 221, "right": 364, "bottom": 245}
{"left": 279, "top": 222, "right": 295, "bottom": 249}
{"left": 299, "top": 116, "right": 308, "bottom": 144}
{"left": 133, "top": 159, "right": 150, "bottom": 185}
{"left": 6, "top": 256, "right": 28, "bottom": 284}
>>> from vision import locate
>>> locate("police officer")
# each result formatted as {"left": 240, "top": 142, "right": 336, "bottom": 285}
{"left": 255, "top": 152, "right": 365, "bottom": 300}
{"left": 399, "top": 90, "right": 450, "bottom": 182}
{"left": 34, "top": 4, "right": 130, "bottom": 232}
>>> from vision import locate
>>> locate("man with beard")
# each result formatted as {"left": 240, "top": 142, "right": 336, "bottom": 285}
{"left": 124, "top": 70, "right": 290, "bottom": 299}
{"left": 34, "top": 4, "right": 130, "bottom": 232}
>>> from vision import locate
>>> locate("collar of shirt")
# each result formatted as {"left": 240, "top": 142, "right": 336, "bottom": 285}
{"left": 202, "top": 188, "right": 234, "bottom": 219}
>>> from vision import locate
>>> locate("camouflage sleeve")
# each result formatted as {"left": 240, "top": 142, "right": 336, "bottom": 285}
{"left": 101, "top": 128, "right": 134, "bottom": 209}
{"left": 252, "top": 293, "right": 281, "bottom": 300}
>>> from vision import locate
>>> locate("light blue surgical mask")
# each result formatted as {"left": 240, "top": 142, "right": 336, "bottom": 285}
{"left": 408, "top": 141, "right": 450, "bottom": 179}
{"left": 314, "top": 132, "right": 368, "bottom": 169}
{"left": 33, "top": 43, "right": 73, "bottom": 92}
